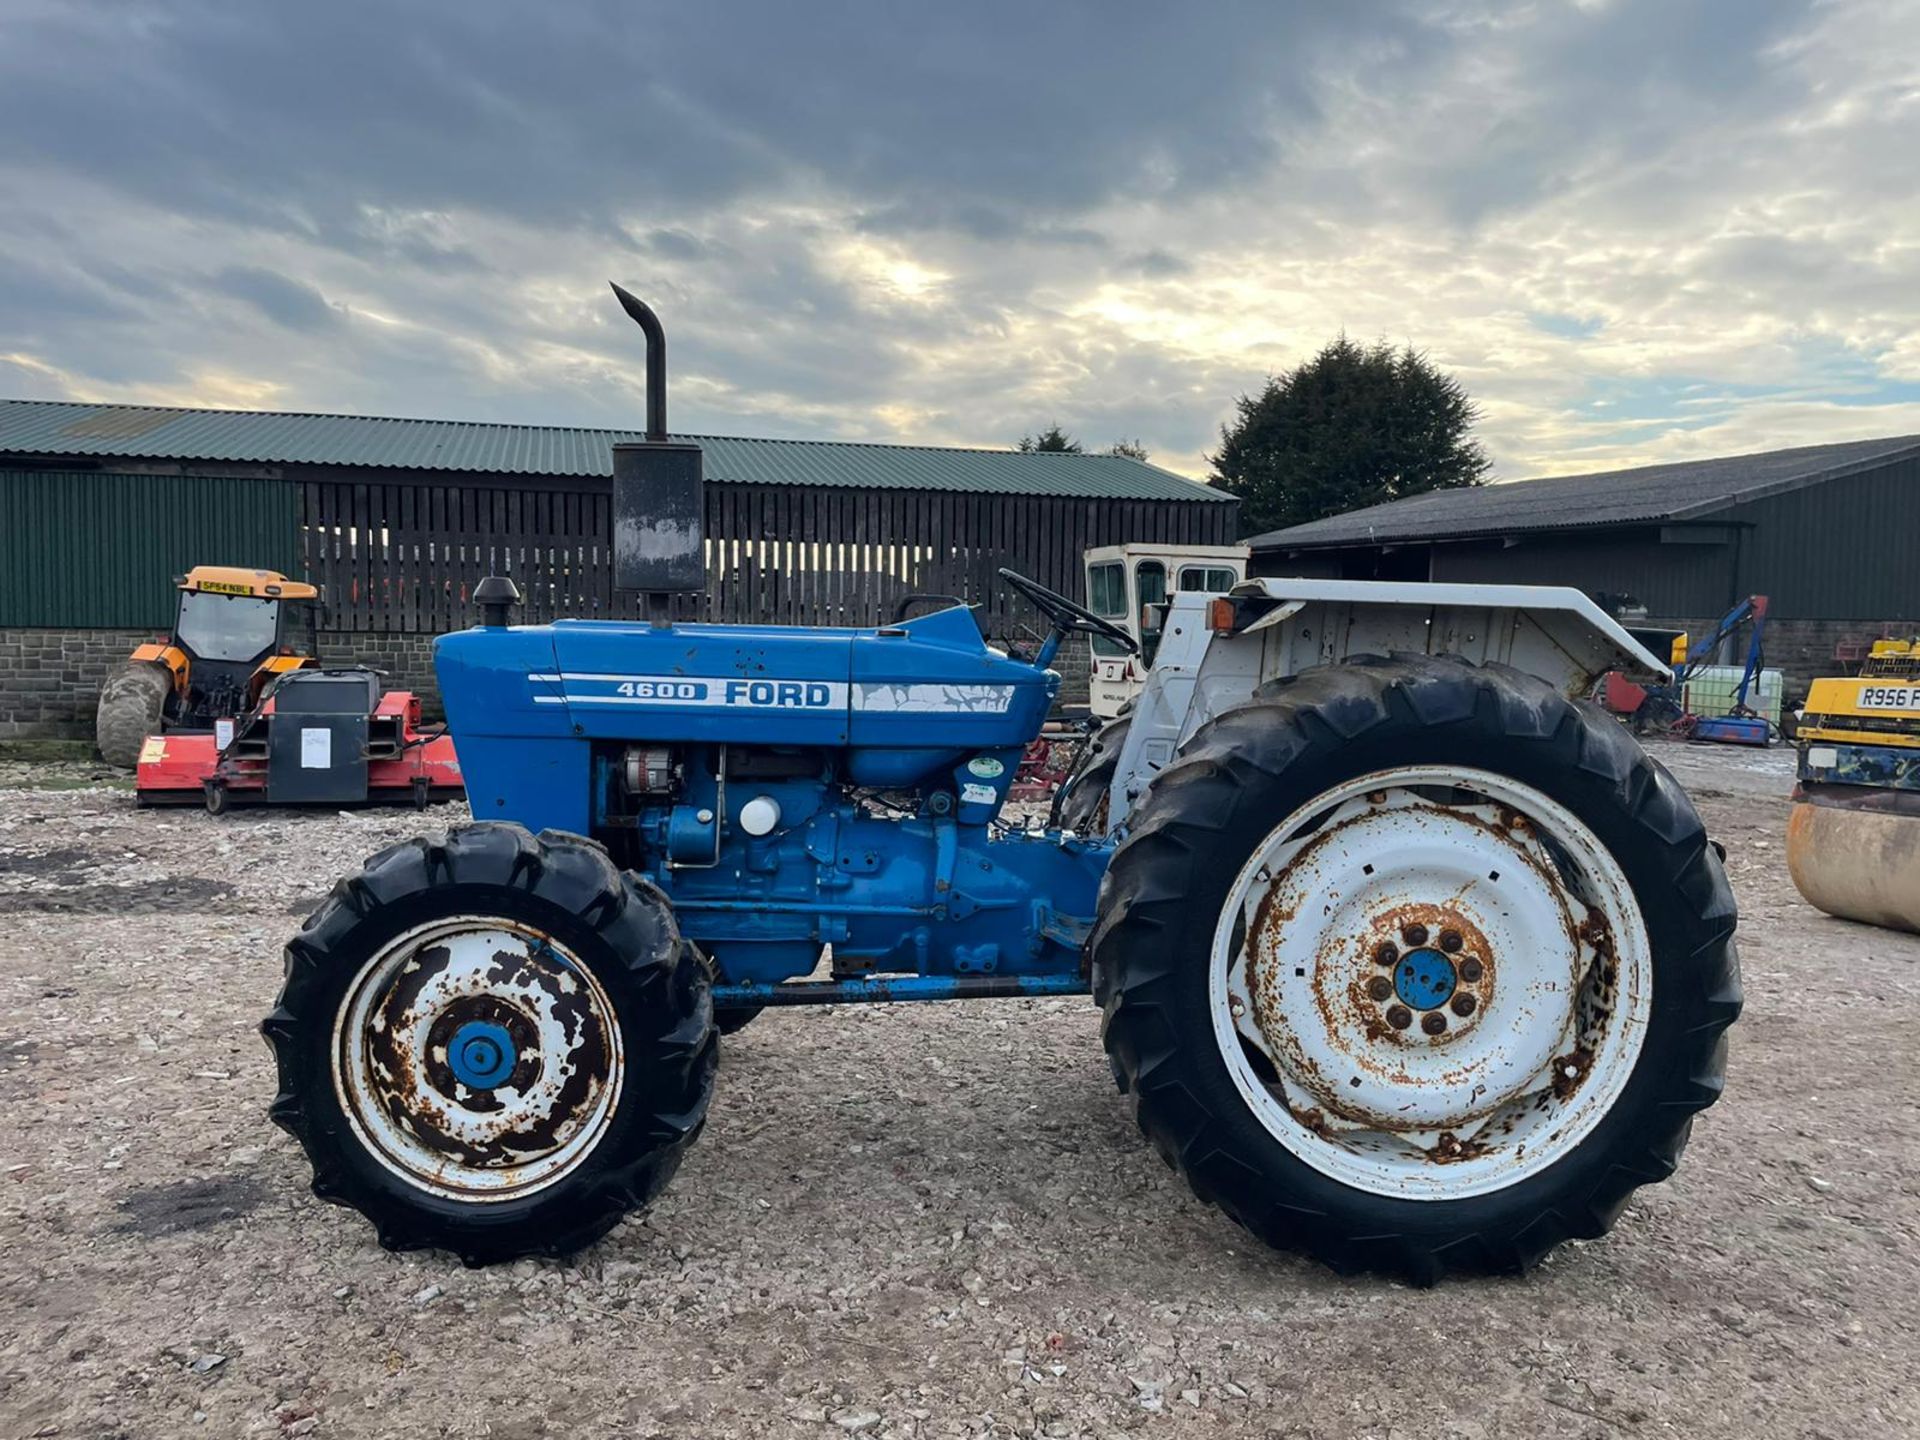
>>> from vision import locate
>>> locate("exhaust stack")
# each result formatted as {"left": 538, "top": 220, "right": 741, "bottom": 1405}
{"left": 607, "top": 284, "right": 704, "bottom": 608}
{"left": 610, "top": 281, "right": 670, "bottom": 442}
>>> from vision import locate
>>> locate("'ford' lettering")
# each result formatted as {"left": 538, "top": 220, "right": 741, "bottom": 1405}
{"left": 725, "top": 680, "right": 835, "bottom": 708}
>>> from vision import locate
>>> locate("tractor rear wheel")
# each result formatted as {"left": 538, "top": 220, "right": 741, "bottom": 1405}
{"left": 95, "top": 661, "right": 170, "bottom": 768}
{"left": 1090, "top": 655, "right": 1740, "bottom": 1283}
{"left": 262, "top": 823, "right": 716, "bottom": 1265}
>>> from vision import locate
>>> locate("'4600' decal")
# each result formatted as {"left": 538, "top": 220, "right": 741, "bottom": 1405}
{"left": 530, "top": 673, "right": 849, "bottom": 709}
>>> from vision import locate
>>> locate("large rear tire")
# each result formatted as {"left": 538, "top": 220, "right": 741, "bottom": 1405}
{"left": 261, "top": 824, "right": 716, "bottom": 1265}
{"left": 1091, "top": 655, "right": 1740, "bottom": 1283}
{"left": 95, "top": 661, "right": 170, "bottom": 768}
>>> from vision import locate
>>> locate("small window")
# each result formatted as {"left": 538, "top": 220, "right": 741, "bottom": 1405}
{"left": 1135, "top": 561, "right": 1168, "bottom": 611}
{"left": 1177, "top": 565, "right": 1239, "bottom": 593}
{"left": 1087, "top": 561, "right": 1127, "bottom": 618}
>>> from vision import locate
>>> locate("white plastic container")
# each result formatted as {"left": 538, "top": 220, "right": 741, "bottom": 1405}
{"left": 1683, "top": 665, "right": 1784, "bottom": 724}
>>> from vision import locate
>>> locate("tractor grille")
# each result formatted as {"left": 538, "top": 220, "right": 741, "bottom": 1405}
{"left": 1861, "top": 652, "right": 1920, "bottom": 680}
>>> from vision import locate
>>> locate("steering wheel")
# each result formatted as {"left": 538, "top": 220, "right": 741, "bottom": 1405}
{"left": 998, "top": 567, "right": 1138, "bottom": 655}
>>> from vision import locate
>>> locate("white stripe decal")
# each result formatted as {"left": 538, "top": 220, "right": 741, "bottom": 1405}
{"left": 525, "top": 674, "right": 1019, "bottom": 714}
{"left": 852, "top": 683, "right": 1016, "bottom": 714}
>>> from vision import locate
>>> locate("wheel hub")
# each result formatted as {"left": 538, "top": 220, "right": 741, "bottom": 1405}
{"left": 1391, "top": 947, "right": 1456, "bottom": 1011}
{"left": 446, "top": 1019, "right": 518, "bottom": 1090}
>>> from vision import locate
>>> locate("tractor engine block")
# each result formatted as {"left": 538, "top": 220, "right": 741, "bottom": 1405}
{"left": 597, "top": 739, "right": 1105, "bottom": 987}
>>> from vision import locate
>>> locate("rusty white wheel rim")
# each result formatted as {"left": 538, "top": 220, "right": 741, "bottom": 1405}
{"left": 333, "top": 917, "right": 623, "bottom": 1202}
{"left": 1209, "top": 767, "right": 1650, "bottom": 1200}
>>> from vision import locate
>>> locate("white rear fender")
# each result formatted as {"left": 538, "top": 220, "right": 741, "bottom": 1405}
{"left": 1107, "top": 580, "right": 1668, "bottom": 829}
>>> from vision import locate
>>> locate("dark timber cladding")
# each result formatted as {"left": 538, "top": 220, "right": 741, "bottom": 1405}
{"left": 298, "top": 470, "right": 1234, "bottom": 636}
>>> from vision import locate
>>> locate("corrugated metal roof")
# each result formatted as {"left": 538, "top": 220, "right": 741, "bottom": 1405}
{"left": 0, "top": 398, "right": 1232, "bottom": 503}
{"left": 1248, "top": 434, "right": 1920, "bottom": 550}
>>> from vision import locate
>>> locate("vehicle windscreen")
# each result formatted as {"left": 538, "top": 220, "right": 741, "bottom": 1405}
{"left": 176, "top": 591, "right": 279, "bottom": 662}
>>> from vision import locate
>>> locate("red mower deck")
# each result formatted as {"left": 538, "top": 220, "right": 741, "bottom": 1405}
{"left": 135, "top": 688, "right": 462, "bottom": 810}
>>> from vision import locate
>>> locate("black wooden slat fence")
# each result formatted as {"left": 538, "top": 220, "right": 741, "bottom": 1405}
{"left": 300, "top": 477, "right": 1235, "bottom": 636}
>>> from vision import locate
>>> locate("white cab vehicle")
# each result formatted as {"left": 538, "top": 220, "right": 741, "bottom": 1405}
{"left": 1083, "top": 542, "right": 1248, "bottom": 718}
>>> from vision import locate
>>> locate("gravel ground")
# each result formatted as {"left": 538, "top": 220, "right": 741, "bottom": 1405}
{"left": 1, "top": 740, "right": 1916, "bottom": 1440}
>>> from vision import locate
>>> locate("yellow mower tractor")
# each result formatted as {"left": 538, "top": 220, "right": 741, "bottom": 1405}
{"left": 1787, "top": 638, "right": 1920, "bottom": 933}
{"left": 95, "top": 566, "right": 321, "bottom": 768}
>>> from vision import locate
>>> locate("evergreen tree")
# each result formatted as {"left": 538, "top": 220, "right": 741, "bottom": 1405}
{"left": 1212, "top": 336, "right": 1490, "bottom": 535}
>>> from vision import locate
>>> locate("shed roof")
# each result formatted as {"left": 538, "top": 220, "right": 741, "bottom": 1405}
{"left": 1248, "top": 433, "right": 1920, "bottom": 550}
{"left": 0, "top": 398, "right": 1230, "bottom": 504}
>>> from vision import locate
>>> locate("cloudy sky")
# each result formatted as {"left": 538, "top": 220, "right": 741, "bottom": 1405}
{"left": 3, "top": 0, "right": 1917, "bottom": 480}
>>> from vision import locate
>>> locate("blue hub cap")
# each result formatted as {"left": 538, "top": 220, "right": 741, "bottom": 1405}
{"left": 1394, "top": 948, "right": 1457, "bottom": 1011}
{"left": 447, "top": 1020, "right": 517, "bottom": 1090}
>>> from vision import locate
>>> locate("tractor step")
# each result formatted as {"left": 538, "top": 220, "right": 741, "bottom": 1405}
{"left": 712, "top": 973, "right": 1090, "bottom": 1008}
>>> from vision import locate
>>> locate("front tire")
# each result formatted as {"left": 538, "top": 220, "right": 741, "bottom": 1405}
{"left": 1091, "top": 655, "right": 1740, "bottom": 1283}
{"left": 1052, "top": 712, "right": 1131, "bottom": 834}
{"left": 96, "top": 661, "right": 169, "bottom": 768}
{"left": 261, "top": 824, "right": 716, "bottom": 1265}
{"left": 714, "top": 1005, "right": 764, "bottom": 1035}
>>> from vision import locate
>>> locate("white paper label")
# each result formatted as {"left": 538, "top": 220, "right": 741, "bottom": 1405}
{"left": 1807, "top": 746, "right": 1839, "bottom": 768}
{"left": 960, "top": 782, "right": 998, "bottom": 805}
{"left": 300, "top": 727, "right": 331, "bottom": 769}
{"left": 214, "top": 718, "right": 235, "bottom": 750}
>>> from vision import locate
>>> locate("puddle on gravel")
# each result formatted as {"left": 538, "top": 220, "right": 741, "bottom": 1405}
{"left": 112, "top": 1175, "right": 270, "bottom": 1237}
{"left": 0, "top": 847, "right": 97, "bottom": 875}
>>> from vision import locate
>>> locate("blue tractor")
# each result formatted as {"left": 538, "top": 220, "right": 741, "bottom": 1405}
{"left": 262, "top": 294, "right": 1740, "bottom": 1283}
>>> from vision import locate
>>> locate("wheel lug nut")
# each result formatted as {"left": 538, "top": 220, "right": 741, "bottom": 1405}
{"left": 1367, "top": 976, "right": 1393, "bottom": 1001}
{"left": 1439, "top": 929, "right": 1462, "bottom": 952}
{"left": 1450, "top": 993, "right": 1477, "bottom": 1017}
{"left": 1372, "top": 943, "right": 1398, "bottom": 966}
{"left": 1403, "top": 923, "right": 1429, "bottom": 946}
{"left": 1386, "top": 1005, "right": 1413, "bottom": 1030}
{"left": 1458, "top": 957, "right": 1484, "bottom": 983}
{"left": 1421, "top": 1011, "right": 1448, "bottom": 1035}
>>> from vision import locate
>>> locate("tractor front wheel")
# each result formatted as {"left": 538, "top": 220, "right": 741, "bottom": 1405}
{"left": 1091, "top": 655, "right": 1740, "bottom": 1283}
{"left": 95, "top": 661, "right": 170, "bottom": 768}
{"left": 1052, "top": 711, "right": 1131, "bottom": 834}
{"left": 262, "top": 824, "right": 716, "bottom": 1265}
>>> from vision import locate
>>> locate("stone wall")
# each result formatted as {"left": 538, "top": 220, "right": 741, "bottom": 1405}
{"left": 0, "top": 627, "right": 159, "bottom": 740}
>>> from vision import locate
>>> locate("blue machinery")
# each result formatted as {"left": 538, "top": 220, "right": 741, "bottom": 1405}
{"left": 1653, "top": 594, "right": 1772, "bottom": 746}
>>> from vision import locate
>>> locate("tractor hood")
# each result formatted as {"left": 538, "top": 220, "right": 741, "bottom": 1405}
{"left": 435, "top": 602, "right": 1057, "bottom": 754}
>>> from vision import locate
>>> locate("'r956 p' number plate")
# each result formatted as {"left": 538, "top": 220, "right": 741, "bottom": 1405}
{"left": 1859, "top": 685, "right": 1919, "bottom": 710}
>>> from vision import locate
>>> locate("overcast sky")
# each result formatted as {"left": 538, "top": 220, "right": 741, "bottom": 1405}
{"left": 3, "top": 0, "right": 1917, "bottom": 480}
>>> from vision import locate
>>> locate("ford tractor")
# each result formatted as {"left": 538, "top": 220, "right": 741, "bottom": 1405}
{"left": 262, "top": 292, "right": 1739, "bottom": 1284}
